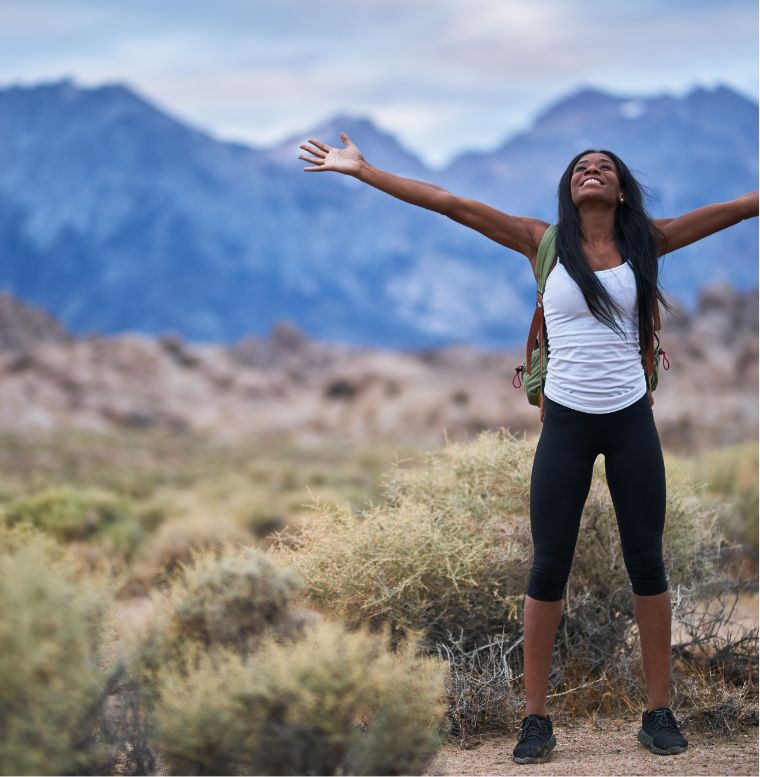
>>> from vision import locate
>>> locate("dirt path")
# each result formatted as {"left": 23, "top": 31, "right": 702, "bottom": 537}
{"left": 425, "top": 718, "right": 758, "bottom": 776}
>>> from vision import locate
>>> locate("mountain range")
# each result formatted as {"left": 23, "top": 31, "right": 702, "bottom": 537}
{"left": 0, "top": 80, "right": 756, "bottom": 348}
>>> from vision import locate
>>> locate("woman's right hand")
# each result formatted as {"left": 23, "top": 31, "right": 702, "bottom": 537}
{"left": 299, "top": 131, "right": 365, "bottom": 175}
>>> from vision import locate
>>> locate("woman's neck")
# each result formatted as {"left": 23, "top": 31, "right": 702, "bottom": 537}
{"left": 579, "top": 206, "right": 616, "bottom": 253}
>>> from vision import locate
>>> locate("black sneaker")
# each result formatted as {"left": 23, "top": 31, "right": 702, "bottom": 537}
{"left": 512, "top": 713, "right": 556, "bottom": 764}
{"left": 638, "top": 707, "right": 688, "bottom": 755}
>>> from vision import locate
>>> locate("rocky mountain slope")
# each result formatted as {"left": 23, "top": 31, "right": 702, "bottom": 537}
{"left": 0, "top": 286, "right": 755, "bottom": 453}
{"left": 0, "top": 80, "right": 756, "bottom": 348}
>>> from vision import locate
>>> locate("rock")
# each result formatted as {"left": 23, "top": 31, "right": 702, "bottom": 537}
{"left": 270, "top": 321, "right": 309, "bottom": 350}
{"left": 0, "top": 293, "right": 71, "bottom": 351}
{"left": 159, "top": 332, "right": 200, "bottom": 368}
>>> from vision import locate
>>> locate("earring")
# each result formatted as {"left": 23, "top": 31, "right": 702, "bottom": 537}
{"left": 618, "top": 194, "right": 625, "bottom": 204}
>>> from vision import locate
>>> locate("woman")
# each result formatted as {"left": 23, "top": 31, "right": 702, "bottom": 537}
{"left": 298, "top": 134, "right": 758, "bottom": 763}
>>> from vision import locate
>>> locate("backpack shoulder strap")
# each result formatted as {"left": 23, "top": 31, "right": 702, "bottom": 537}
{"left": 524, "top": 225, "right": 558, "bottom": 379}
{"left": 534, "top": 224, "right": 558, "bottom": 290}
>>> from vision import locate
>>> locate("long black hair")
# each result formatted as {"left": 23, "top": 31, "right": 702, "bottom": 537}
{"left": 556, "top": 148, "right": 674, "bottom": 358}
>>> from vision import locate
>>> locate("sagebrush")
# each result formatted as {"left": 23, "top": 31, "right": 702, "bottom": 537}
{"left": 152, "top": 618, "right": 449, "bottom": 776}
{"left": 3, "top": 485, "right": 144, "bottom": 560}
{"left": 0, "top": 528, "right": 117, "bottom": 775}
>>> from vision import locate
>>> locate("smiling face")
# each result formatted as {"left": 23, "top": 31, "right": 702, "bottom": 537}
{"left": 570, "top": 152, "right": 624, "bottom": 207}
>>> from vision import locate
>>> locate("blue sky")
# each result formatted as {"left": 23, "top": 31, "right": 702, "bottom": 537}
{"left": 1, "top": 0, "right": 757, "bottom": 168}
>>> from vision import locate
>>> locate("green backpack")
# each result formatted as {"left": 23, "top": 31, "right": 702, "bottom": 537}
{"left": 511, "top": 224, "right": 669, "bottom": 421}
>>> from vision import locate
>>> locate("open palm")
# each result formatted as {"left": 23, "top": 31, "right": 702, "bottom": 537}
{"left": 299, "top": 132, "right": 365, "bottom": 174}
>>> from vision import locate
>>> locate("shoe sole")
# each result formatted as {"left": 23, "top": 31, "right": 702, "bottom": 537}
{"left": 638, "top": 728, "right": 688, "bottom": 755}
{"left": 512, "top": 735, "right": 556, "bottom": 764}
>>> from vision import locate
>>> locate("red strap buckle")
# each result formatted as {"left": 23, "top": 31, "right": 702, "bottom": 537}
{"left": 513, "top": 365, "right": 524, "bottom": 388}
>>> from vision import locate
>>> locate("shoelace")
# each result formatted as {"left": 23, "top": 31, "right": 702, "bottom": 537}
{"left": 650, "top": 708, "right": 679, "bottom": 732}
{"left": 519, "top": 716, "right": 550, "bottom": 741}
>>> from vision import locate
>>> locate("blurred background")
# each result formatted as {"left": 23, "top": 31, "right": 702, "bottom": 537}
{"left": 0, "top": 0, "right": 756, "bottom": 451}
{"left": 0, "top": 4, "right": 757, "bottom": 774}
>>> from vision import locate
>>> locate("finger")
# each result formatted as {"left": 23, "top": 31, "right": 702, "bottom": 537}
{"left": 298, "top": 154, "right": 324, "bottom": 165}
{"left": 308, "top": 138, "right": 331, "bottom": 152}
{"left": 300, "top": 143, "right": 325, "bottom": 158}
{"left": 340, "top": 131, "right": 351, "bottom": 144}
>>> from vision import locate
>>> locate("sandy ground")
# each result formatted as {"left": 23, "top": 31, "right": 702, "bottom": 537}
{"left": 425, "top": 718, "right": 759, "bottom": 776}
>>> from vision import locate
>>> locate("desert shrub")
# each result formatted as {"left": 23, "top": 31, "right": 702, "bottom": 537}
{"left": 274, "top": 430, "right": 720, "bottom": 649}
{"left": 0, "top": 530, "right": 116, "bottom": 775}
{"left": 161, "top": 544, "right": 304, "bottom": 652}
{"left": 132, "top": 545, "right": 305, "bottom": 701}
{"left": 686, "top": 441, "right": 759, "bottom": 552}
{"left": 143, "top": 481, "right": 287, "bottom": 540}
{"left": 146, "top": 473, "right": 348, "bottom": 541}
{"left": 273, "top": 428, "right": 755, "bottom": 736}
{"left": 134, "top": 489, "right": 175, "bottom": 533}
{"left": 151, "top": 618, "right": 449, "bottom": 776}
{"left": 271, "top": 432, "right": 534, "bottom": 647}
{"left": 128, "top": 515, "right": 254, "bottom": 591}
{"left": 3, "top": 485, "right": 144, "bottom": 559}
{"left": 0, "top": 521, "right": 65, "bottom": 559}
{"left": 675, "top": 667, "right": 758, "bottom": 732}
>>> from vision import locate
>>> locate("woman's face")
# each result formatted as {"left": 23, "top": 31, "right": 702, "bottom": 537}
{"left": 569, "top": 152, "right": 623, "bottom": 208}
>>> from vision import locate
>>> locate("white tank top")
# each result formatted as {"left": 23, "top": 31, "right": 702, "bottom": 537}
{"left": 542, "top": 257, "right": 647, "bottom": 413}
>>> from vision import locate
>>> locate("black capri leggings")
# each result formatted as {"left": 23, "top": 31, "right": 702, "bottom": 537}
{"left": 527, "top": 391, "right": 668, "bottom": 601}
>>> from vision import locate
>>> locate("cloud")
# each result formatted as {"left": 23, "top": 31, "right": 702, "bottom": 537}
{"left": 0, "top": 0, "right": 756, "bottom": 167}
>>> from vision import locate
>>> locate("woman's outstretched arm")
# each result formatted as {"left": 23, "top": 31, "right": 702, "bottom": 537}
{"left": 299, "top": 132, "right": 548, "bottom": 265}
{"left": 654, "top": 192, "right": 758, "bottom": 256}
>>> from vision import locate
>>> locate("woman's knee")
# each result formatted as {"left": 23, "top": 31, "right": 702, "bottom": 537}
{"left": 527, "top": 556, "right": 572, "bottom": 601}
{"left": 624, "top": 548, "right": 668, "bottom": 596}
